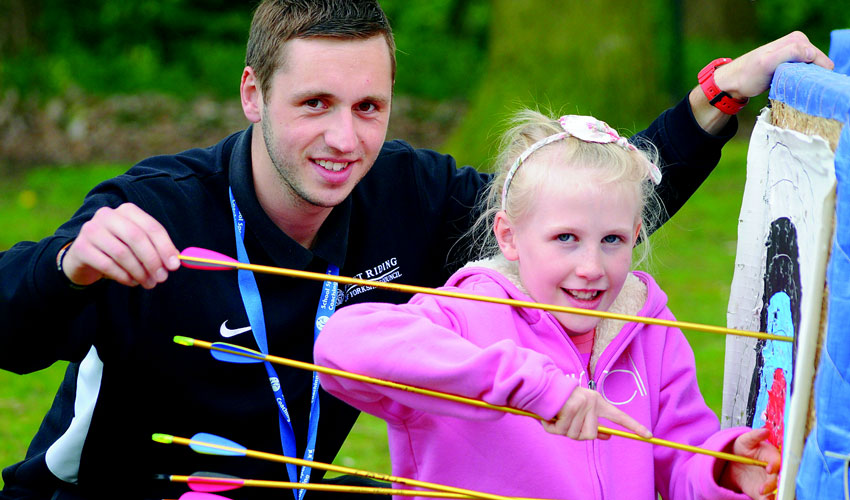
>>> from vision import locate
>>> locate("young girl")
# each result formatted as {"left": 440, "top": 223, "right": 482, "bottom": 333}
{"left": 314, "top": 111, "right": 780, "bottom": 500}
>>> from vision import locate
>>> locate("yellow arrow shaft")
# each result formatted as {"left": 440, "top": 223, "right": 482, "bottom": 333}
{"left": 169, "top": 474, "right": 480, "bottom": 498}
{"left": 179, "top": 254, "right": 790, "bottom": 343}
{"left": 185, "top": 338, "right": 767, "bottom": 468}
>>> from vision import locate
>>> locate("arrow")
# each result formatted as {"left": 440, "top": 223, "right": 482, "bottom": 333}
{"left": 153, "top": 432, "right": 547, "bottom": 500}
{"left": 160, "top": 471, "right": 507, "bottom": 498}
{"left": 178, "top": 247, "right": 790, "bottom": 342}
{"left": 173, "top": 336, "right": 768, "bottom": 468}
{"left": 174, "top": 336, "right": 540, "bottom": 419}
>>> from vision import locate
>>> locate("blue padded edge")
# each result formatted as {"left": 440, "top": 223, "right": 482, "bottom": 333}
{"left": 772, "top": 40, "right": 850, "bottom": 500}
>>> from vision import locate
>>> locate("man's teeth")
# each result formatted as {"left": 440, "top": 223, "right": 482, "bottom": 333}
{"left": 567, "top": 290, "right": 600, "bottom": 300}
{"left": 317, "top": 160, "right": 349, "bottom": 172}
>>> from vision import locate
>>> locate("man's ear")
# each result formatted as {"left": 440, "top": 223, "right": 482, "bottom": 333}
{"left": 494, "top": 211, "right": 519, "bottom": 261}
{"left": 241, "top": 66, "right": 263, "bottom": 123}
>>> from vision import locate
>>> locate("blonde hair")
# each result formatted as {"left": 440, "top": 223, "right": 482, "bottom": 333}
{"left": 467, "top": 109, "right": 665, "bottom": 266}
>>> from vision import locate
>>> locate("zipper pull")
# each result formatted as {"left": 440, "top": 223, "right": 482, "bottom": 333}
{"left": 588, "top": 379, "right": 596, "bottom": 391}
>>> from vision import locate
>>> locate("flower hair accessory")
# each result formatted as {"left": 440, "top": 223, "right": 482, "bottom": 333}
{"left": 501, "top": 115, "right": 663, "bottom": 210}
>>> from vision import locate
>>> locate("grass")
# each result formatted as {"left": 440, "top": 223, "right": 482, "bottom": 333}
{"left": 0, "top": 164, "right": 130, "bottom": 248}
{"left": 0, "top": 140, "right": 747, "bottom": 486}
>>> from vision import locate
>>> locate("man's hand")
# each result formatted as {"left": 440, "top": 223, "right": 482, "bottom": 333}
{"left": 541, "top": 386, "right": 652, "bottom": 441}
{"left": 719, "top": 427, "right": 782, "bottom": 500}
{"left": 715, "top": 31, "right": 833, "bottom": 100}
{"left": 60, "top": 203, "right": 180, "bottom": 289}
{"left": 692, "top": 31, "right": 834, "bottom": 135}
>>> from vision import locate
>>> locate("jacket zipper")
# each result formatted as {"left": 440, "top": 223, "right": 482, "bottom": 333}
{"left": 587, "top": 329, "right": 636, "bottom": 500}
{"left": 586, "top": 376, "right": 605, "bottom": 499}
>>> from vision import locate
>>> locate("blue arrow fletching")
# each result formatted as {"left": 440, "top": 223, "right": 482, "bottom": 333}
{"left": 189, "top": 433, "right": 246, "bottom": 457}
{"left": 210, "top": 342, "right": 265, "bottom": 364}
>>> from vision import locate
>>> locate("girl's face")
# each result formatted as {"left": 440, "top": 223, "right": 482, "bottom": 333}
{"left": 495, "top": 167, "right": 642, "bottom": 336}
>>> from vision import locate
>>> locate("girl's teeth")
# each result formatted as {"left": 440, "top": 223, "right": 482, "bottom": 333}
{"left": 317, "top": 160, "right": 348, "bottom": 172}
{"left": 568, "top": 290, "right": 599, "bottom": 300}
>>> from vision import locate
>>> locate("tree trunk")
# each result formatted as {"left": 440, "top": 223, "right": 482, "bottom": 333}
{"left": 443, "top": 0, "right": 673, "bottom": 170}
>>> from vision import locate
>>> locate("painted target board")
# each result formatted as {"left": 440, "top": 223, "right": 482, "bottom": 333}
{"left": 722, "top": 105, "right": 836, "bottom": 500}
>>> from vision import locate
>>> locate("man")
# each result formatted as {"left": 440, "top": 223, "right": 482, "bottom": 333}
{"left": 0, "top": 1, "right": 833, "bottom": 499}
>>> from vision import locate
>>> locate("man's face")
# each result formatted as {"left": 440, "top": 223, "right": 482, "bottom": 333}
{"left": 257, "top": 36, "right": 393, "bottom": 209}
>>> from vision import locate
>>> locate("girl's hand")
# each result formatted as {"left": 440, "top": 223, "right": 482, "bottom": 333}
{"left": 541, "top": 387, "right": 652, "bottom": 440}
{"left": 720, "top": 428, "right": 782, "bottom": 500}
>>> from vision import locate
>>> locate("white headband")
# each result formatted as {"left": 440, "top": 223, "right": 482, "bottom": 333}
{"left": 500, "top": 115, "right": 663, "bottom": 210}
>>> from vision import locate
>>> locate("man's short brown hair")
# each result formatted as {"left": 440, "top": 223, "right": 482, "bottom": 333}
{"left": 246, "top": 0, "right": 396, "bottom": 99}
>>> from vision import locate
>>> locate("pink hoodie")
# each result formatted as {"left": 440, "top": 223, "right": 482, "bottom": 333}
{"left": 315, "top": 264, "right": 751, "bottom": 500}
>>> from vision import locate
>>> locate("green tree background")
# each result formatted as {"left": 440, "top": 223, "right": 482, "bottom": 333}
{"left": 1, "top": 0, "right": 845, "bottom": 170}
{"left": 0, "top": 0, "right": 847, "bottom": 489}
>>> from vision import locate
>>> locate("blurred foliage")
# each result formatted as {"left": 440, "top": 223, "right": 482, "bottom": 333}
{"left": 442, "top": 0, "right": 675, "bottom": 169}
{"left": 0, "top": 0, "right": 490, "bottom": 100}
{"left": 440, "top": 0, "right": 849, "bottom": 170}
{"left": 753, "top": 0, "right": 848, "bottom": 50}
{"left": 0, "top": 0, "right": 847, "bottom": 166}
{"left": 381, "top": 0, "right": 490, "bottom": 99}
{"left": 1, "top": 0, "right": 845, "bottom": 102}
{"left": 0, "top": 0, "right": 252, "bottom": 98}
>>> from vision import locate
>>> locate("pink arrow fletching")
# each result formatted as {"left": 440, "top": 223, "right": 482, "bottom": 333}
{"left": 180, "top": 247, "right": 239, "bottom": 271}
{"left": 187, "top": 475, "right": 244, "bottom": 493}
{"left": 179, "top": 492, "right": 232, "bottom": 500}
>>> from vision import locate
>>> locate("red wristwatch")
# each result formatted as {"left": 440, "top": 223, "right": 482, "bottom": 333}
{"left": 698, "top": 57, "right": 748, "bottom": 115}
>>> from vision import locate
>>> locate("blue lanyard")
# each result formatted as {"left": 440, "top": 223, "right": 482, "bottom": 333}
{"left": 229, "top": 188, "right": 339, "bottom": 499}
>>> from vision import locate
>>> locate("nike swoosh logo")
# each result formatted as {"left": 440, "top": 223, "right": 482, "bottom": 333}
{"left": 220, "top": 320, "right": 252, "bottom": 338}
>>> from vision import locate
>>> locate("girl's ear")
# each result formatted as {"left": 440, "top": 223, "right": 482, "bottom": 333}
{"left": 494, "top": 211, "right": 520, "bottom": 261}
{"left": 633, "top": 219, "right": 643, "bottom": 246}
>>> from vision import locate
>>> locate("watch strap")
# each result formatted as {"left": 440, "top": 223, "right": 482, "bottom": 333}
{"left": 698, "top": 57, "right": 748, "bottom": 115}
